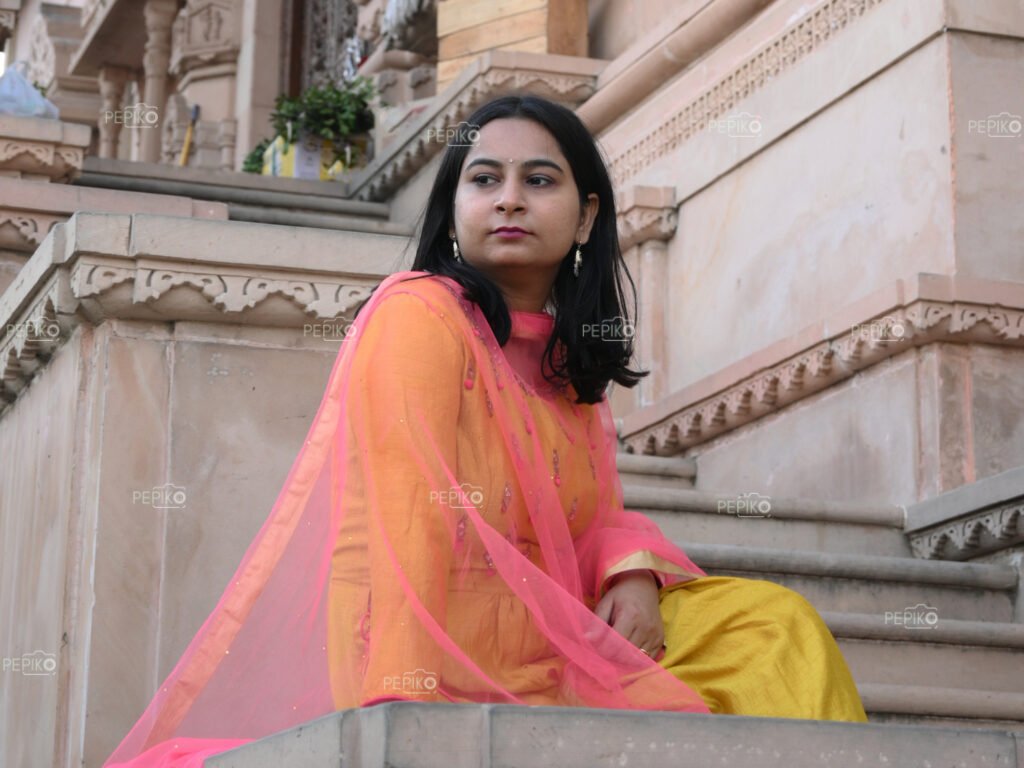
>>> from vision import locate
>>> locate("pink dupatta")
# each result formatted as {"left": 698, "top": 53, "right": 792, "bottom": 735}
{"left": 103, "top": 270, "right": 709, "bottom": 768}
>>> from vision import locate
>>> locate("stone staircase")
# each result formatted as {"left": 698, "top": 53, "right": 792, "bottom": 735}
{"left": 71, "top": 157, "right": 414, "bottom": 237}
{"left": 199, "top": 455, "right": 1024, "bottom": 766}
{"left": 619, "top": 453, "right": 1024, "bottom": 734}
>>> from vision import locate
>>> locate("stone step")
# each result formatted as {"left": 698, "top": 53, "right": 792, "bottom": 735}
{"left": 681, "top": 543, "right": 1021, "bottom": 623}
{"left": 615, "top": 453, "right": 696, "bottom": 489}
{"left": 631, "top": 485, "right": 910, "bottom": 555}
{"left": 74, "top": 157, "right": 412, "bottom": 236}
{"left": 860, "top": 683, "right": 1024, "bottom": 732}
{"left": 820, "top": 611, "right": 1024, "bottom": 693}
{"left": 227, "top": 203, "right": 414, "bottom": 236}
{"left": 205, "top": 702, "right": 1024, "bottom": 768}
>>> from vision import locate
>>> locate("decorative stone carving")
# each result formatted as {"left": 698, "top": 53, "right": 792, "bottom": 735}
{"left": 0, "top": 230, "right": 379, "bottom": 415}
{"left": 624, "top": 302, "right": 1024, "bottom": 455}
{"left": 303, "top": 0, "right": 360, "bottom": 89}
{"left": 608, "top": 0, "right": 890, "bottom": 186}
{"left": 169, "top": 0, "right": 242, "bottom": 75}
{"left": 27, "top": 14, "right": 56, "bottom": 89}
{"left": 0, "top": 114, "right": 92, "bottom": 182}
{"left": 0, "top": 212, "right": 63, "bottom": 251}
{"left": 909, "top": 501, "right": 1024, "bottom": 561}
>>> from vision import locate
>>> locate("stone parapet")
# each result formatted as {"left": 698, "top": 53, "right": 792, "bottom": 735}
{"left": 0, "top": 113, "right": 92, "bottom": 182}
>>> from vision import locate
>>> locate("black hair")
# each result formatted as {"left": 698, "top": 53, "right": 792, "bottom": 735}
{"left": 355, "top": 93, "right": 648, "bottom": 405}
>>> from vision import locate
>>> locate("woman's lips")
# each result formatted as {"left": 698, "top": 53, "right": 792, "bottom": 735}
{"left": 492, "top": 229, "right": 529, "bottom": 239}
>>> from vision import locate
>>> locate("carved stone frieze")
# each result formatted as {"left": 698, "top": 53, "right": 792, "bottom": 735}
{"left": 608, "top": 0, "right": 890, "bottom": 186}
{"left": 169, "top": 0, "right": 242, "bottom": 75}
{"left": 0, "top": 212, "right": 63, "bottom": 252}
{"left": 909, "top": 501, "right": 1024, "bottom": 561}
{"left": 624, "top": 302, "right": 1024, "bottom": 455}
{"left": 1, "top": 246, "right": 379, "bottom": 415}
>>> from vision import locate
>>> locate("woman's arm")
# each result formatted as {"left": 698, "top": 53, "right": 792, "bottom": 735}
{"left": 348, "top": 290, "right": 465, "bottom": 704}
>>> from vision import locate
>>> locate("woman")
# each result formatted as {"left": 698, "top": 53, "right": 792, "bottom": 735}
{"left": 104, "top": 95, "right": 866, "bottom": 768}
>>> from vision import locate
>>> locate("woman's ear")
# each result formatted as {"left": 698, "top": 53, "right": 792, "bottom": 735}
{"left": 577, "top": 193, "right": 600, "bottom": 244}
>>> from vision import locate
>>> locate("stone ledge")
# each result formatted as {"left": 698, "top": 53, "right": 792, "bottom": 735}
{"left": 0, "top": 212, "right": 405, "bottom": 415}
{"left": 0, "top": 114, "right": 92, "bottom": 182}
{"left": 205, "top": 702, "right": 1023, "bottom": 768}
{"left": 621, "top": 273, "right": 1024, "bottom": 455}
{"left": 906, "top": 467, "right": 1024, "bottom": 561}
{"left": 0, "top": 176, "right": 227, "bottom": 253}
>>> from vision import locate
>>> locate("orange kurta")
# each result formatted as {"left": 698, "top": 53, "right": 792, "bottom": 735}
{"left": 327, "top": 273, "right": 867, "bottom": 721}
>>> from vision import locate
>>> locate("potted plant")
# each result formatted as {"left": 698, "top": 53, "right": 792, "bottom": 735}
{"left": 254, "top": 76, "right": 377, "bottom": 179}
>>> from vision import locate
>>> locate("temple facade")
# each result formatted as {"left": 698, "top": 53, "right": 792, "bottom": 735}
{"left": 1, "top": 1, "right": 1023, "bottom": 766}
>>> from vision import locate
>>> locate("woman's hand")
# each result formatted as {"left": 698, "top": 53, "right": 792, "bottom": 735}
{"left": 594, "top": 570, "right": 665, "bottom": 658}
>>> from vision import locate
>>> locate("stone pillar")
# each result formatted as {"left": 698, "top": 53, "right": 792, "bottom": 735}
{"left": 0, "top": 9, "right": 16, "bottom": 50}
{"left": 97, "top": 65, "right": 131, "bottom": 159}
{"left": 616, "top": 186, "right": 678, "bottom": 408}
{"left": 141, "top": 0, "right": 178, "bottom": 163}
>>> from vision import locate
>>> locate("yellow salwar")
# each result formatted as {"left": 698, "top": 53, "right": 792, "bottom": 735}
{"left": 658, "top": 575, "right": 868, "bottom": 722}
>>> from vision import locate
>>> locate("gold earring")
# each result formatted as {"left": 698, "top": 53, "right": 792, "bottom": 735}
{"left": 452, "top": 237, "right": 464, "bottom": 263}
{"left": 573, "top": 242, "right": 582, "bottom": 277}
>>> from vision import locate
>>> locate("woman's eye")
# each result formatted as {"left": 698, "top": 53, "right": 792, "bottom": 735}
{"left": 471, "top": 175, "right": 552, "bottom": 186}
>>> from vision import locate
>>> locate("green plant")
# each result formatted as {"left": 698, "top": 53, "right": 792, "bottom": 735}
{"left": 270, "top": 77, "right": 376, "bottom": 149}
{"left": 242, "top": 137, "right": 273, "bottom": 174}
{"left": 32, "top": 80, "right": 49, "bottom": 97}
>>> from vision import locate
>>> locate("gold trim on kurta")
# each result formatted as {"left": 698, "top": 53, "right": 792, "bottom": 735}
{"left": 599, "top": 551, "right": 702, "bottom": 598}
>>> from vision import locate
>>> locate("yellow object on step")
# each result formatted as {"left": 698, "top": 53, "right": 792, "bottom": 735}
{"left": 658, "top": 575, "right": 869, "bottom": 722}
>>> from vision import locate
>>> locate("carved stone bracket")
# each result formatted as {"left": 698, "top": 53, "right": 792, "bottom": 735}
{"left": 349, "top": 51, "right": 603, "bottom": 202}
{"left": 909, "top": 500, "right": 1024, "bottom": 561}
{"left": 624, "top": 300, "right": 1024, "bottom": 455}
{"left": 616, "top": 186, "right": 678, "bottom": 252}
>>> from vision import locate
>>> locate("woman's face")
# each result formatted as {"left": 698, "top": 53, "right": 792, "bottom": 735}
{"left": 450, "top": 118, "right": 599, "bottom": 307}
